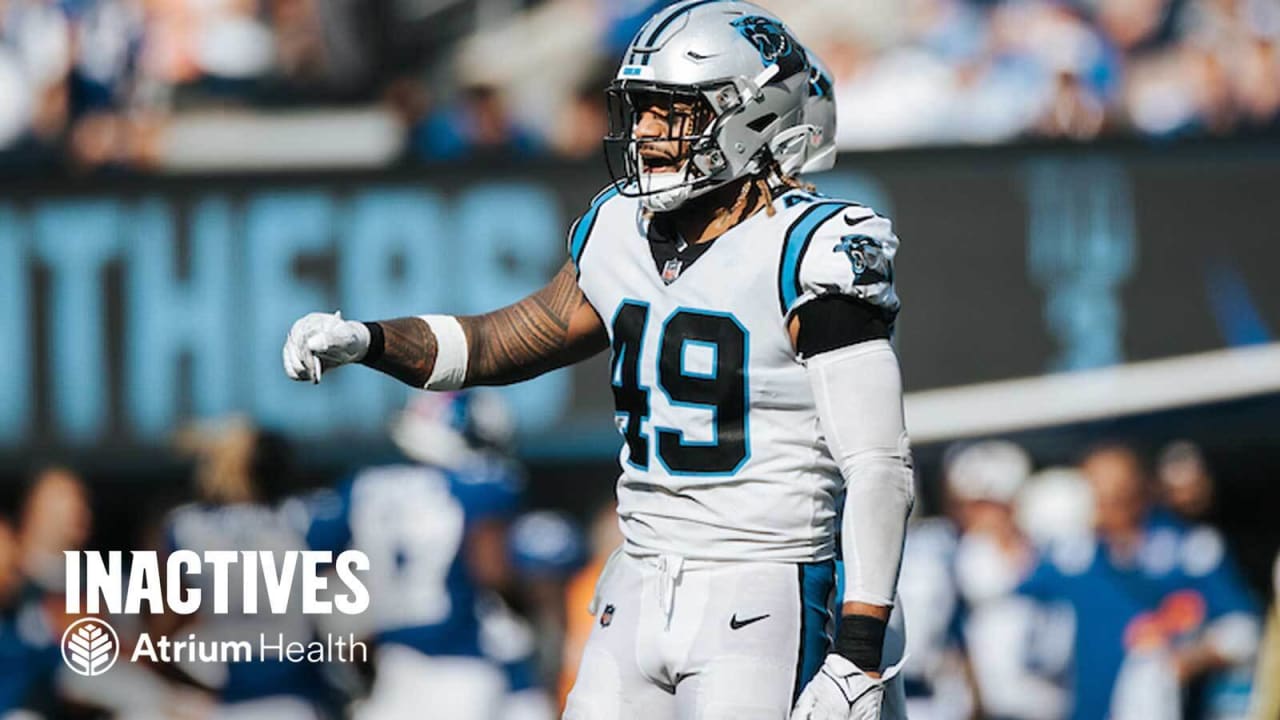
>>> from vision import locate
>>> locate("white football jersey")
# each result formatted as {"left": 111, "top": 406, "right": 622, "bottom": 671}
{"left": 569, "top": 184, "right": 900, "bottom": 562}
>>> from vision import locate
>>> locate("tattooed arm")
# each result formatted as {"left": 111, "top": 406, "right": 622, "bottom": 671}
{"left": 363, "top": 261, "right": 608, "bottom": 387}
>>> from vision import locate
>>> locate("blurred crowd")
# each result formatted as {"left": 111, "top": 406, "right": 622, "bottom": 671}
{"left": 0, "top": 0, "right": 405, "bottom": 170}
{"left": 1, "top": 0, "right": 1278, "bottom": 172}
{"left": 768, "top": 0, "right": 1280, "bottom": 148}
{"left": 900, "top": 439, "right": 1274, "bottom": 720}
{"left": 1, "top": 388, "right": 1278, "bottom": 719}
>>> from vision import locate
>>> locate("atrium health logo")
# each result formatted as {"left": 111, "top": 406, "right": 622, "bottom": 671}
{"left": 61, "top": 617, "right": 120, "bottom": 677}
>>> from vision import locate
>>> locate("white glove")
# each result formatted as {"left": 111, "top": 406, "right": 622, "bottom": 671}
{"left": 282, "top": 311, "right": 371, "bottom": 383}
{"left": 790, "top": 654, "right": 903, "bottom": 720}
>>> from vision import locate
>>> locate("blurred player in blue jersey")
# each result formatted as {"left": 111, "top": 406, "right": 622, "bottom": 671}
{"left": 946, "top": 441, "right": 1069, "bottom": 720}
{"left": 285, "top": 3, "right": 917, "bottom": 718}
{"left": 163, "top": 420, "right": 331, "bottom": 720}
{"left": 302, "top": 390, "right": 524, "bottom": 720}
{"left": 1019, "top": 443, "right": 1260, "bottom": 720}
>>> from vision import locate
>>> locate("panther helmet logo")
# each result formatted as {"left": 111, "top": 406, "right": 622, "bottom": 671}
{"left": 731, "top": 16, "right": 807, "bottom": 78}
{"left": 61, "top": 617, "right": 120, "bottom": 677}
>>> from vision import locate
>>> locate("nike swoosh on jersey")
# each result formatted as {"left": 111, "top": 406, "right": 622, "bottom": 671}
{"left": 729, "top": 613, "right": 770, "bottom": 630}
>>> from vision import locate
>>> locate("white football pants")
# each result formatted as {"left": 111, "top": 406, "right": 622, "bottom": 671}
{"left": 563, "top": 552, "right": 906, "bottom": 720}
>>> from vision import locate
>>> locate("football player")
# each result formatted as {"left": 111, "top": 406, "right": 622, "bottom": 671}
{"left": 947, "top": 441, "right": 1068, "bottom": 720}
{"left": 283, "top": 3, "right": 914, "bottom": 718}
{"left": 299, "top": 390, "right": 524, "bottom": 720}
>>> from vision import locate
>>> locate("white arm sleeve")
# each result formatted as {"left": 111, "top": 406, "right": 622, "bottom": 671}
{"left": 806, "top": 338, "right": 915, "bottom": 607}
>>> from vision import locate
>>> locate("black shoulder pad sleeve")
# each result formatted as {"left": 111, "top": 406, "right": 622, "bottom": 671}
{"left": 794, "top": 295, "right": 892, "bottom": 359}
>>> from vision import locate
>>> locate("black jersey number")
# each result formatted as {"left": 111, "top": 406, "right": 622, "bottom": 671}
{"left": 610, "top": 302, "right": 749, "bottom": 475}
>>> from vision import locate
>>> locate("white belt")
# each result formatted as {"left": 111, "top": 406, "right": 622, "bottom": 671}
{"left": 654, "top": 554, "right": 685, "bottom": 629}
{"left": 587, "top": 547, "right": 686, "bottom": 630}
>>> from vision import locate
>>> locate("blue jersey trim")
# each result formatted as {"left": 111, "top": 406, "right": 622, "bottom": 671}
{"left": 569, "top": 186, "right": 619, "bottom": 271}
{"left": 794, "top": 560, "right": 836, "bottom": 702}
{"left": 778, "top": 202, "right": 850, "bottom": 314}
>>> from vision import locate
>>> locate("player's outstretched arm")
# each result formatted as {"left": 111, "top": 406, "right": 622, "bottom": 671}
{"left": 283, "top": 260, "right": 608, "bottom": 388}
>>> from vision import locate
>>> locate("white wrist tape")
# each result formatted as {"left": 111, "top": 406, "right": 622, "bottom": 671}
{"left": 419, "top": 314, "right": 469, "bottom": 390}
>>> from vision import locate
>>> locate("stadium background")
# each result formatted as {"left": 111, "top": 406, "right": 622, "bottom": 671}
{"left": 1, "top": 0, "right": 1279, "bottom": 717}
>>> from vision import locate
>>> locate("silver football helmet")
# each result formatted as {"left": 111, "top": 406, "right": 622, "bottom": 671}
{"left": 605, "top": 1, "right": 817, "bottom": 211}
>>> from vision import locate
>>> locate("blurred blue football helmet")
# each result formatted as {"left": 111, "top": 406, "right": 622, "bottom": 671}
{"left": 509, "top": 511, "right": 586, "bottom": 578}
{"left": 390, "top": 389, "right": 515, "bottom": 469}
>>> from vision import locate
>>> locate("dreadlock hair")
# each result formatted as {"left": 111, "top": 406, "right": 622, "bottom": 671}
{"left": 755, "top": 159, "right": 816, "bottom": 217}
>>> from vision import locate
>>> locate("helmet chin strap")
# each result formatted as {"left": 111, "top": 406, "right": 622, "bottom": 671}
{"left": 633, "top": 147, "right": 698, "bottom": 212}
{"left": 639, "top": 170, "right": 694, "bottom": 212}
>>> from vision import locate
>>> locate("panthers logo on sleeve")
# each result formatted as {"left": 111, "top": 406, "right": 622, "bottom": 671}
{"left": 731, "top": 16, "right": 807, "bottom": 78}
{"left": 779, "top": 203, "right": 901, "bottom": 319}
{"left": 833, "top": 234, "right": 891, "bottom": 286}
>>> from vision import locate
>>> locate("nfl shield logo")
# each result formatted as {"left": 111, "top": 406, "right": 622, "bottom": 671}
{"left": 661, "top": 259, "right": 683, "bottom": 285}
{"left": 600, "top": 604, "right": 615, "bottom": 627}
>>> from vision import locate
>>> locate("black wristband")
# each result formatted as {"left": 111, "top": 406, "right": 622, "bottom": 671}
{"left": 359, "top": 322, "right": 385, "bottom": 366}
{"left": 833, "top": 614, "right": 887, "bottom": 671}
